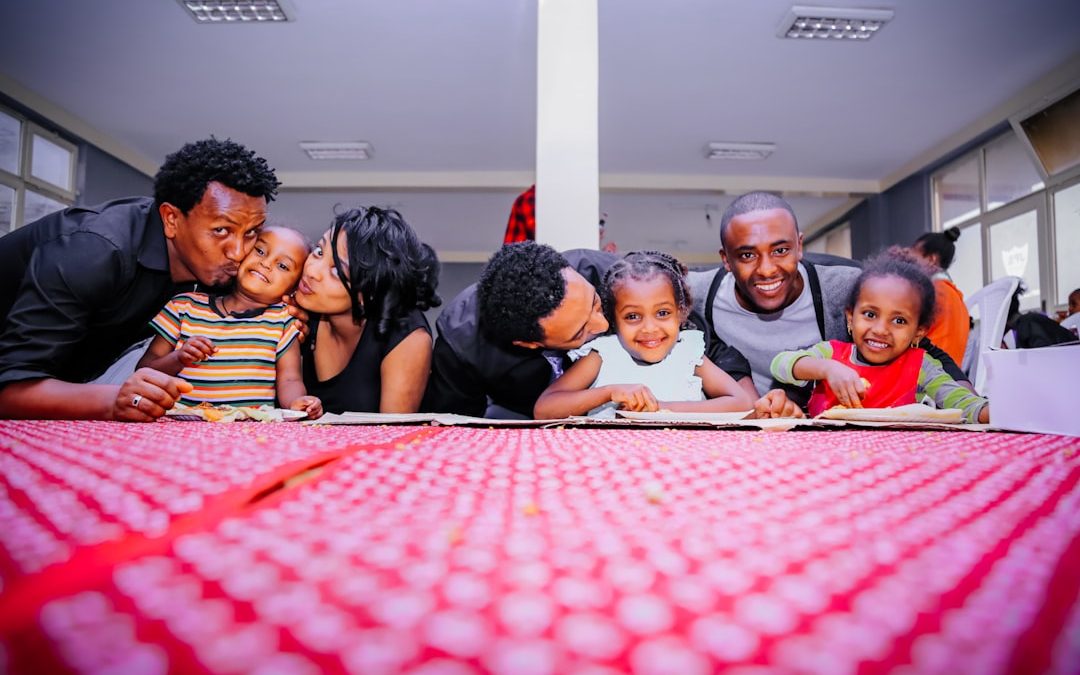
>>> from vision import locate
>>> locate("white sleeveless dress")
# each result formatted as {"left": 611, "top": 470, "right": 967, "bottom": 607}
{"left": 568, "top": 330, "right": 707, "bottom": 416}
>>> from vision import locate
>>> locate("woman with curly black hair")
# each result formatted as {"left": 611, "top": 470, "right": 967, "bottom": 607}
{"left": 293, "top": 206, "right": 441, "bottom": 413}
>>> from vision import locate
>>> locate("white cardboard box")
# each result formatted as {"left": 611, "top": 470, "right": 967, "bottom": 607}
{"left": 984, "top": 344, "right": 1080, "bottom": 437}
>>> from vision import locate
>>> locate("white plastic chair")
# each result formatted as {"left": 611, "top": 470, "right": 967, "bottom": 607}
{"left": 963, "top": 275, "right": 1021, "bottom": 394}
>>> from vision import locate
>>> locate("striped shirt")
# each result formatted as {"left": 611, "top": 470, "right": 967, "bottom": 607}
{"left": 771, "top": 340, "right": 989, "bottom": 423}
{"left": 150, "top": 292, "right": 300, "bottom": 407}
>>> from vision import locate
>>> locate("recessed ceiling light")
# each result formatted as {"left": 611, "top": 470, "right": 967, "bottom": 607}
{"left": 299, "top": 141, "right": 372, "bottom": 161}
{"left": 777, "top": 5, "right": 893, "bottom": 40}
{"left": 706, "top": 142, "right": 776, "bottom": 161}
{"left": 177, "top": 0, "right": 293, "bottom": 23}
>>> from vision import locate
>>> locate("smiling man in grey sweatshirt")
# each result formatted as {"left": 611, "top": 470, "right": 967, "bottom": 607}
{"left": 688, "top": 191, "right": 967, "bottom": 409}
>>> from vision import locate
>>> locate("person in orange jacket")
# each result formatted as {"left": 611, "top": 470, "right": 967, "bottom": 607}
{"left": 910, "top": 226, "right": 970, "bottom": 365}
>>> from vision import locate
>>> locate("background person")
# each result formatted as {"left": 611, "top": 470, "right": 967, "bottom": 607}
{"left": 292, "top": 207, "right": 440, "bottom": 414}
{"left": 1059, "top": 288, "right": 1080, "bottom": 337}
{"left": 909, "top": 226, "right": 970, "bottom": 365}
{"left": 0, "top": 138, "right": 280, "bottom": 421}
{"left": 1005, "top": 283, "right": 1077, "bottom": 349}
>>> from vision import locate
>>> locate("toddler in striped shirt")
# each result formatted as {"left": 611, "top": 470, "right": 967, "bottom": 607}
{"left": 139, "top": 226, "right": 322, "bottom": 418}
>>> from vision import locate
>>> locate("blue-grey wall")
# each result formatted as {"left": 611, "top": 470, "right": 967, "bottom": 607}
{"left": 77, "top": 144, "right": 153, "bottom": 206}
{"left": 848, "top": 172, "right": 931, "bottom": 259}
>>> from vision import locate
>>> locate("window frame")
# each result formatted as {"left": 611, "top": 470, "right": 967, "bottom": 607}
{"left": 0, "top": 104, "right": 78, "bottom": 233}
{"left": 931, "top": 129, "right": 1080, "bottom": 314}
{"left": 25, "top": 122, "right": 78, "bottom": 201}
{"left": 1049, "top": 173, "right": 1080, "bottom": 309}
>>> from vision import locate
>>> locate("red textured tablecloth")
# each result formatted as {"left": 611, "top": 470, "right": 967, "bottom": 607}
{"left": 2, "top": 422, "right": 1080, "bottom": 674}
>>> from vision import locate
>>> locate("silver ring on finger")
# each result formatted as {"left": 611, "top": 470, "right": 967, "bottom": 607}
{"left": 131, "top": 394, "right": 143, "bottom": 408}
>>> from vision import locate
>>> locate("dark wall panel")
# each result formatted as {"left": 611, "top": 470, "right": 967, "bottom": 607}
{"left": 78, "top": 145, "right": 153, "bottom": 207}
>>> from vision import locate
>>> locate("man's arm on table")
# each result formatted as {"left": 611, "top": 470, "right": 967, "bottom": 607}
{"left": 0, "top": 372, "right": 189, "bottom": 421}
{"left": 0, "top": 233, "right": 188, "bottom": 421}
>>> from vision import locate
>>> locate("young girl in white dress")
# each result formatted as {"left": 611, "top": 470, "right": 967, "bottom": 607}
{"left": 534, "top": 251, "right": 756, "bottom": 418}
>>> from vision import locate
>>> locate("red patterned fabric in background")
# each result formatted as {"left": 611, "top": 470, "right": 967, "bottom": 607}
{"left": 503, "top": 185, "right": 536, "bottom": 245}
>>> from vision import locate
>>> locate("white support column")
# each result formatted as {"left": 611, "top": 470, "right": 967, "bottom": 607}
{"left": 535, "top": 0, "right": 599, "bottom": 251}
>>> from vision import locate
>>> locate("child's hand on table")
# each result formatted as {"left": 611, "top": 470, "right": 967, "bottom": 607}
{"left": 290, "top": 395, "right": 323, "bottom": 420}
{"left": 608, "top": 384, "right": 660, "bottom": 412}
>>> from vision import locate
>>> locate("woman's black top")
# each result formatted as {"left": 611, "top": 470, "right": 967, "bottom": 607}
{"left": 302, "top": 309, "right": 431, "bottom": 414}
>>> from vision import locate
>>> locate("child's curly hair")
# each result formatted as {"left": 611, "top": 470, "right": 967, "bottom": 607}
{"left": 601, "top": 250, "right": 693, "bottom": 330}
{"left": 848, "top": 246, "right": 937, "bottom": 328}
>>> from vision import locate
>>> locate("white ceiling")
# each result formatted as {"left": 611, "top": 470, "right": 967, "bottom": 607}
{"left": 1, "top": 0, "right": 1078, "bottom": 256}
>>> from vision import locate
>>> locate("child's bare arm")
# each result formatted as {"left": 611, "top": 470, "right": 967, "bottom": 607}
{"left": 137, "top": 335, "right": 215, "bottom": 376}
{"left": 534, "top": 352, "right": 616, "bottom": 418}
{"left": 275, "top": 341, "right": 321, "bottom": 417}
{"left": 660, "top": 359, "right": 755, "bottom": 412}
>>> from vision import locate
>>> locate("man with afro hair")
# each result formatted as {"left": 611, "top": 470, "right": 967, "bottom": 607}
{"left": 423, "top": 242, "right": 754, "bottom": 418}
{"left": 423, "top": 243, "right": 614, "bottom": 417}
{"left": 0, "top": 137, "right": 280, "bottom": 421}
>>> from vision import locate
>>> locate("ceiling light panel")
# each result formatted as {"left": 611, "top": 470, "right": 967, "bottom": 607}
{"left": 778, "top": 5, "right": 893, "bottom": 40}
{"left": 178, "top": 0, "right": 293, "bottom": 23}
{"left": 299, "top": 142, "right": 372, "bottom": 161}
{"left": 706, "top": 142, "right": 776, "bottom": 161}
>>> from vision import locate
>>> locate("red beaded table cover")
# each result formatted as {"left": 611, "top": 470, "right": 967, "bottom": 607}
{"left": 2, "top": 425, "right": 1080, "bottom": 674}
{"left": 0, "top": 421, "right": 429, "bottom": 590}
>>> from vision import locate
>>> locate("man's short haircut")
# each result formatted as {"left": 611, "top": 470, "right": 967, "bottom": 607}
{"left": 154, "top": 137, "right": 281, "bottom": 214}
{"left": 719, "top": 191, "right": 799, "bottom": 248}
{"left": 478, "top": 242, "right": 569, "bottom": 345}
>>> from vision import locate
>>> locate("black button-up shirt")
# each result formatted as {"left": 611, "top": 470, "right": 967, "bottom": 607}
{"left": 0, "top": 197, "right": 185, "bottom": 385}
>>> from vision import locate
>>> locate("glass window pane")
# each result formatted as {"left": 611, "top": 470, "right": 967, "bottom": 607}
{"left": 934, "top": 156, "right": 980, "bottom": 228}
{"left": 0, "top": 184, "right": 14, "bottom": 233}
{"left": 989, "top": 209, "right": 1041, "bottom": 311}
{"left": 30, "top": 133, "right": 73, "bottom": 192}
{"left": 0, "top": 111, "right": 19, "bottom": 176}
{"left": 1054, "top": 182, "right": 1080, "bottom": 306}
{"left": 949, "top": 223, "right": 984, "bottom": 300}
{"left": 986, "top": 132, "right": 1044, "bottom": 210}
{"left": 23, "top": 189, "right": 66, "bottom": 226}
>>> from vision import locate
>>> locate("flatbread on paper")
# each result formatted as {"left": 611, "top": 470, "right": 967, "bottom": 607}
{"left": 166, "top": 402, "right": 307, "bottom": 423}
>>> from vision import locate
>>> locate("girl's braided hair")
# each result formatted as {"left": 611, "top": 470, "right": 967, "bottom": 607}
{"left": 601, "top": 250, "right": 693, "bottom": 330}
